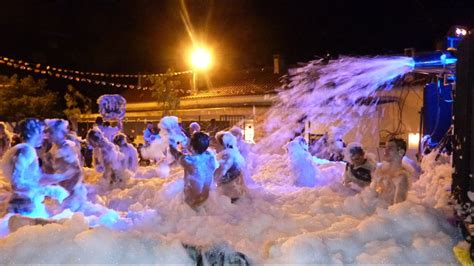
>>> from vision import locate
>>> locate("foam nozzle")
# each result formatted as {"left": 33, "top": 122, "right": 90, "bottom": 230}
{"left": 412, "top": 51, "right": 457, "bottom": 72}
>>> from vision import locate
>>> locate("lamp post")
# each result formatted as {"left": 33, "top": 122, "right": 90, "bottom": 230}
{"left": 190, "top": 47, "right": 212, "bottom": 94}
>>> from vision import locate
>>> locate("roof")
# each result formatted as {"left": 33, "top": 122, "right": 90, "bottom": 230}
{"left": 121, "top": 67, "right": 282, "bottom": 102}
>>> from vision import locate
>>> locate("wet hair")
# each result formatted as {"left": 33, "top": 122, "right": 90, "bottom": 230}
{"left": 86, "top": 128, "right": 104, "bottom": 143}
{"left": 349, "top": 145, "right": 364, "bottom": 155}
{"left": 95, "top": 116, "right": 103, "bottom": 125}
{"left": 18, "top": 118, "right": 43, "bottom": 142}
{"left": 388, "top": 137, "right": 407, "bottom": 156}
{"left": 229, "top": 126, "right": 242, "bottom": 138}
{"left": 45, "top": 119, "right": 68, "bottom": 134}
{"left": 113, "top": 133, "right": 127, "bottom": 146}
{"left": 191, "top": 132, "right": 210, "bottom": 154}
{"left": 189, "top": 122, "right": 200, "bottom": 131}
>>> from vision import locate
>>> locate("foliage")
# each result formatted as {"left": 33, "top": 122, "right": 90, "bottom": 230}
{"left": 147, "top": 69, "right": 182, "bottom": 116}
{"left": 63, "top": 84, "right": 92, "bottom": 123}
{"left": 0, "top": 75, "right": 61, "bottom": 121}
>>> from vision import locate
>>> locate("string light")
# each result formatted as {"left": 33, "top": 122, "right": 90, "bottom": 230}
{"left": 0, "top": 55, "right": 193, "bottom": 91}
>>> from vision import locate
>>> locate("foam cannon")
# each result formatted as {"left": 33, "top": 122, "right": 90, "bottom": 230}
{"left": 411, "top": 51, "right": 457, "bottom": 74}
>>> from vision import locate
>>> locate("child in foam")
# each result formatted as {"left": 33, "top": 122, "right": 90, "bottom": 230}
{"left": 169, "top": 132, "right": 218, "bottom": 210}
{"left": 87, "top": 128, "right": 127, "bottom": 185}
{"left": 371, "top": 138, "right": 411, "bottom": 205}
{"left": 44, "top": 119, "right": 87, "bottom": 212}
{"left": 342, "top": 143, "right": 376, "bottom": 191}
{"left": 229, "top": 126, "right": 250, "bottom": 159}
{"left": 214, "top": 132, "right": 247, "bottom": 203}
{"left": 286, "top": 136, "right": 319, "bottom": 187}
{"left": 1, "top": 118, "right": 69, "bottom": 218}
{"left": 113, "top": 133, "right": 139, "bottom": 173}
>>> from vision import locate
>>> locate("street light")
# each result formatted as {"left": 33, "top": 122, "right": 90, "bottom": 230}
{"left": 189, "top": 47, "right": 212, "bottom": 94}
{"left": 191, "top": 47, "right": 212, "bottom": 70}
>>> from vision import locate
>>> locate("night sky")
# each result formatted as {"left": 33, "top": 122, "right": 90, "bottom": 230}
{"left": 0, "top": 0, "right": 473, "bottom": 75}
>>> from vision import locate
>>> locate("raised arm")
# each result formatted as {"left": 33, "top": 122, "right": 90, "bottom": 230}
{"left": 169, "top": 144, "right": 184, "bottom": 161}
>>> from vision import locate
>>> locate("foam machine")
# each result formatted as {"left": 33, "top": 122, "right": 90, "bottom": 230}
{"left": 411, "top": 25, "right": 474, "bottom": 257}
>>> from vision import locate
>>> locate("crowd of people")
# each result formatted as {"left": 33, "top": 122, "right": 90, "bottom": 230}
{"left": 0, "top": 114, "right": 427, "bottom": 223}
{"left": 291, "top": 133, "right": 418, "bottom": 206}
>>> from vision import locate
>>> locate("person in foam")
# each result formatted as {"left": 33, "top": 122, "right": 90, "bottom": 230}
{"left": 169, "top": 132, "right": 218, "bottom": 210}
{"left": 1, "top": 118, "right": 69, "bottom": 218}
{"left": 65, "top": 130, "right": 85, "bottom": 167}
{"left": 342, "top": 143, "right": 376, "bottom": 191}
{"left": 87, "top": 128, "right": 127, "bottom": 185}
{"left": 371, "top": 138, "right": 411, "bottom": 205}
{"left": 95, "top": 116, "right": 121, "bottom": 142}
{"left": 44, "top": 119, "right": 87, "bottom": 211}
{"left": 113, "top": 133, "right": 139, "bottom": 173}
{"left": 229, "top": 126, "right": 250, "bottom": 159}
{"left": 214, "top": 132, "right": 246, "bottom": 203}
{"left": 0, "top": 122, "right": 12, "bottom": 159}
{"left": 143, "top": 121, "right": 154, "bottom": 145}
{"left": 286, "top": 136, "right": 319, "bottom": 187}
{"left": 159, "top": 116, "right": 189, "bottom": 152}
{"left": 188, "top": 122, "right": 201, "bottom": 137}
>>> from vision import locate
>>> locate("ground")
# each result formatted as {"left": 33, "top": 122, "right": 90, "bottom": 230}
{"left": 0, "top": 151, "right": 459, "bottom": 264}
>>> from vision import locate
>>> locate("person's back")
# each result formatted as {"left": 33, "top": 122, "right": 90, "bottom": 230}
{"left": 113, "top": 133, "right": 139, "bottom": 172}
{"left": 87, "top": 128, "right": 127, "bottom": 185}
{"left": 170, "top": 132, "right": 218, "bottom": 209}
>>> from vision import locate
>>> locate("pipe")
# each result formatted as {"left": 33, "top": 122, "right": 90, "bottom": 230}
{"left": 411, "top": 51, "right": 457, "bottom": 73}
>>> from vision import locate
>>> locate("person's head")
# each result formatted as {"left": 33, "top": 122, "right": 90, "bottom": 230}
{"left": 347, "top": 143, "right": 366, "bottom": 166}
{"left": 45, "top": 119, "right": 69, "bottom": 144}
{"left": 95, "top": 116, "right": 103, "bottom": 126}
{"left": 113, "top": 133, "right": 128, "bottom": 146}
{"left": 229, "top": 126, "right": 243, "bottom": 140}
{"left": 219, "top": 132, "right": 237, "bottom": 150}
{"left": 18, "top": 118, "right": 44, "bottom": 148}
{"left": 210, "top": 118, "right": 216, "bottom": 125}
{"left": 384, "top": 137, "right": 407, "bottom": 162}
{"left": 86, "top": 128, "right": 105, "bottom": 147}
{"left": 146, "top": 122, "right": 153, "bottom": 130}
{"left": 104, "top": 121, "right": 111, "bottom": 127}
{"left": 214, "top": 131, "right": 226, "bottom": 151}
{"left": 189, "top": 122, "right": 201, "bottom": 135}
{"left": 190, "top": 132, "right": 210, "bottom": 154}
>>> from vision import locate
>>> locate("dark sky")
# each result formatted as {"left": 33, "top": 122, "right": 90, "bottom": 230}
{"left": 0, "top": 0, "right": 473, "bottom": 74}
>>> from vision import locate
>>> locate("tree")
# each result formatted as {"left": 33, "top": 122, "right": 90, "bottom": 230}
{"left": 0, "top": 75, "right": 61, "bottom": 123}
{"left": 147, "top": 69, "right": 182, "bottom": 117}
{"left": 63, "top": 85, "right": 92, "bottom": 131}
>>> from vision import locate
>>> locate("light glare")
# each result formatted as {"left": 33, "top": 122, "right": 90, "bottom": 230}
{"left": 191, "top": 48, "right": 212, "bottom": 70}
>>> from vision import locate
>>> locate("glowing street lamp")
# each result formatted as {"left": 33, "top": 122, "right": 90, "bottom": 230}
{"left": 189, "top": 47, "right": 212, "bottom": 94}
{"left": 191, "top": 48, "right": 212, "bottom": 70}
